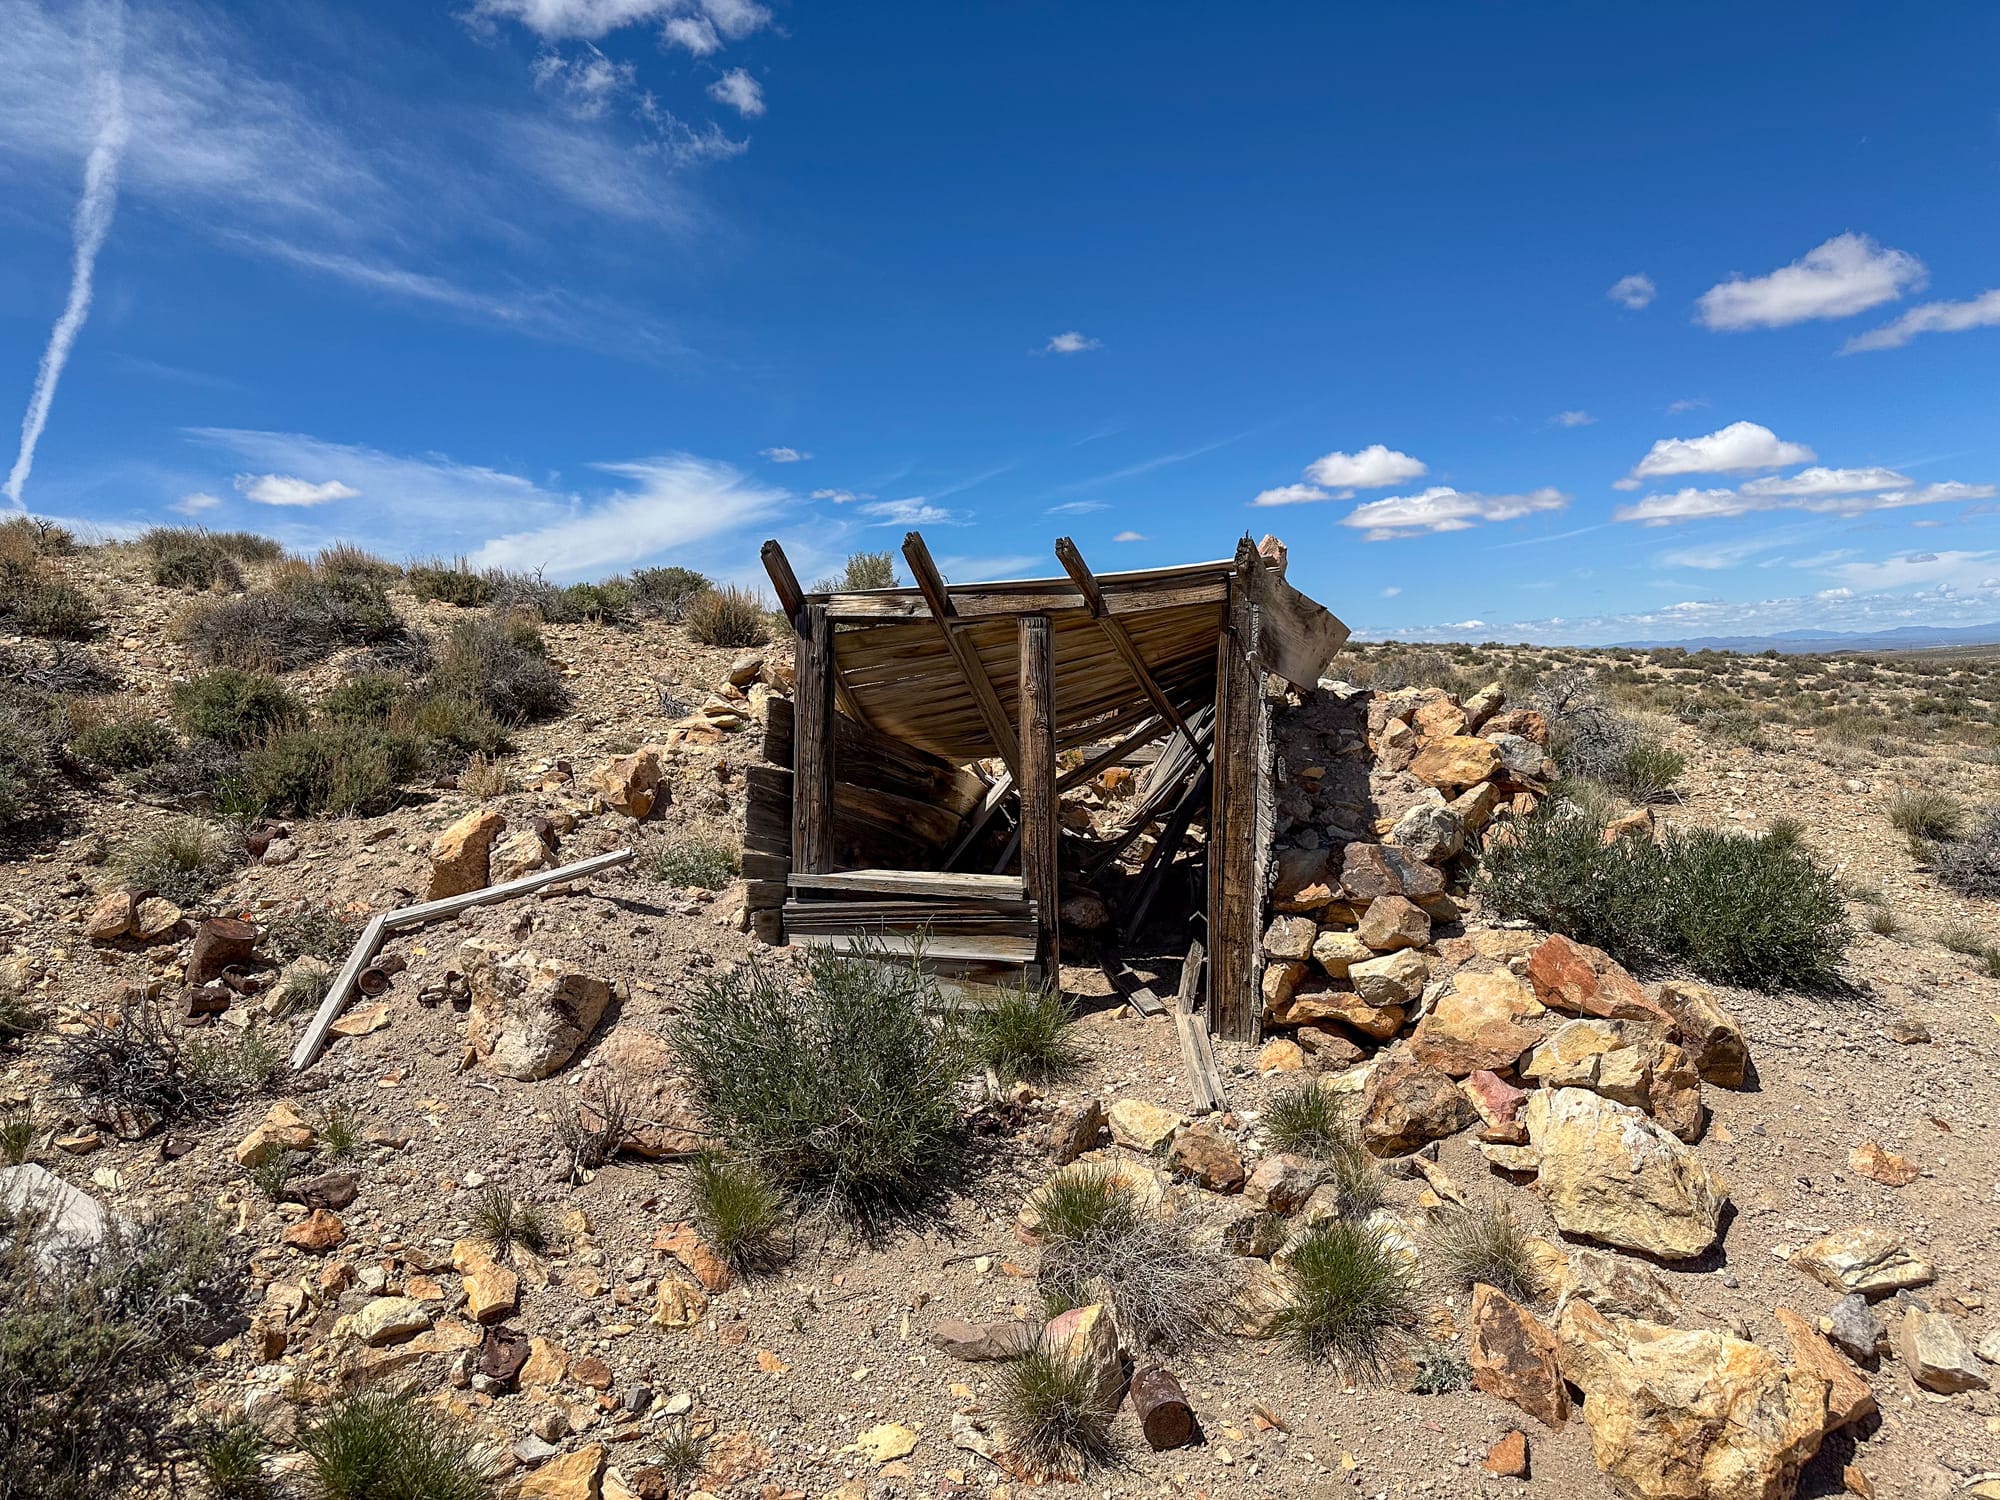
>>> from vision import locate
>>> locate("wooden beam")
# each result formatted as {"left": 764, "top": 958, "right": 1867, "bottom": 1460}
{"left": 760, "top": 538, "right": 806, "bottom": 625}
{"left": 1174, "top": 1009, "right": 1226, "bottom": 1115}
{"left": 792, "top": 601, "right": 836, "bottom": 876}
{"left": 762, "top": 537, "right": 873, "bottom": 727}
{"left": 902, "top": 531, "right": 1022, "bottom": 777}
{"left": 1207, "top": 544, "right": 1269, "bottom": 1043}
{"left": 1056, "top": 536, "right": 1192, "bottom": 737}
{"left": 1175, "top": 938, "right": 1206, "bottom": 1015}
{"left": 1017, "top": 614, "right": 1060, "bottom": 970}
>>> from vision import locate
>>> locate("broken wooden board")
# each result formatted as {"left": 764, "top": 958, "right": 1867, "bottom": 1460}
{"left": 788, "top": 869, "right": 1027, "bottom": 901}
{"left": 1174, "top": 1009, "right": 1226, "bottom": 1114}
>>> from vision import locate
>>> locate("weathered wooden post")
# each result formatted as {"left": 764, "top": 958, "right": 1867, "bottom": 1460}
{"left": 1208, "top": 544, "right": 1269, "bottom": 1042}
{"left": 792, "top": 601, "right": 836, "bottom": 876}
{"left": 1017, "top": 614, "right": 1059, "bottom": 972}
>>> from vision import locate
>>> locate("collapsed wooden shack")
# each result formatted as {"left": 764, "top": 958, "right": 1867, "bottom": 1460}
{"left": 747, "top": 532, "right": 1347, "bottom": 1041}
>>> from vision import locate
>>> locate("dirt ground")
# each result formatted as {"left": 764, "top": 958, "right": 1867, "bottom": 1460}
{"left": 3, "top": 552, "right": 1999, "bottom": 1500}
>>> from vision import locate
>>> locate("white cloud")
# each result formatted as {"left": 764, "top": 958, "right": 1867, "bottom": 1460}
{"left": 1250, "top": 483, "right": 1333, "bottom": 508}
{"left": 467, "top": 0, "right": 770, "bottom": 43}
{"left": 1112, "top": 530, "right": 1146, "bottom": 543}
{"left": 707, "top": 67, "right": 764, "bottom": 118}
{"left": 1043, "top": 331, "right": 1101, "bottom": 355}
{"left": 812, "top": 488, "right": 870, "bottom": 503}
{"left": 1551, "top": 410, "right": 1596, "bottom": 428}
{"left": 1739, "top": 465, "right": 1907, "bottom": 499}
{"left": 234, "top": 473, "right": 361, "bottom": 507}
{"left": 1696, "top": 234, "right": 1925, "bottom": 331}
{"left": 469, "top": 454, "right": 786, "bottom": 576}
{"left": 530, "top": 46, "right": 635, "bottom": 118}
{"left": 171, "top": 491, "right": 220, "bottom": 515}
{"left": 1616, "top": 476, "right": 1993, "bottom": 526}
{"left": 1622, "top": 421, "right": 1815, "bottom": 486}
{"left": 860, "top": 498, "right": 962, "bottom": 527}
{"left": 760, "top": 446, "right": 808, "bottom": 463}
{"left": 1340, "top": 485, "right": 1567, "bottom": 541}
{"left": 1380, "top": 585, "right": 1401, "bottom": 597}
{"left": 662, "top": 15, "right": 719, "bottom": 52}
{"left": 1665, "top": 397, "right": 1708, "bottom": 415}
{"left": 1832, "top": 550, "right": 1997, "bottom": 591}
{"left": 1304, "top": 444, "right": 1427, "bottom": 490}
{"left": 1045, "top": 500, "right": 1107, "bottom": 515}
{"left": 1446, "top": 620, "right": 1487, "bottom": 630}
{"left": 1608, "top": 273, "right": 1656, "bottom": 310}
{"left": 1843, "top": 288, "right": 2000, "bottom": 353}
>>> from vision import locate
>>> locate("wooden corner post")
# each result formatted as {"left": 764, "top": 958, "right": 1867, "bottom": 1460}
{"left": 792, "top": 601, "right": 836, "bottom": 876}
{"left": 1207, "top": 543, "right": 1270, "bottom": 1042}
{"left": 1017, "top": 614, "right": 1059, "bottom": 971}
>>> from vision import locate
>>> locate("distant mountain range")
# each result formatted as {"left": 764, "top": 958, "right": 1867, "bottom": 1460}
{"left": 1608, "top": 622, "right": 2000, "bottom": 655}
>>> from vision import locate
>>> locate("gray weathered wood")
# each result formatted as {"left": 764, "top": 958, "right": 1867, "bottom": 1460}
{"left": 1175, "top": 938, "right": 1206, "bottom": 1015}
{"left": 1174, "top": 1008, "right": 1226, "bottom": 1114}
{"left": 1017, "top": 614, "right": 1059, "bottom": 969}
{"left": 792, "top": 601, "right": 836, "bottom": 877}
{"left": 788, "top": 869, "right": 1028, "bottom": 900}
{"left": 289, "top": 848, "right": 636, "bottom": 1070}
{"left": 1056, "top": 536, "right": 1192, "bottom": 738}
{"left": 903, "top": 531, "right": 1023, "bottom": 778}
{"left": 1207, "top": 542, "right": 1266, "bottom": 1043}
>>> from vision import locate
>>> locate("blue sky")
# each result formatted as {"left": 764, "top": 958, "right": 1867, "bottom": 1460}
{"left": 3, "top": 1, "right": 1998, "bottom": 644}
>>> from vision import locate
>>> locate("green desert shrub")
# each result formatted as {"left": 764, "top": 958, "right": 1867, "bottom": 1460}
{"left": 813, "top": 550, "right": 899, "bottom": 593}
{"left": 429, "top": 612, "right": 566, "bottom": 724}
{"left": 182, "top": 568, "right": 406, "bottom": 672}
{"left": 0, "top": 698, "right": 63, "bottom": 829}
{"left": 233, "top": 721, "right": 417, "bottom": 818}
{"left": 1424, "top": 1201, "right": 1546, "bottom": 1304}
{"left": 1887, "top": 787, "right": 1963, "bottom": 842}
{"left": 320, "top": 671, "right": 407, "bottom": 723}
{"left": 648, "top": 832, "right": 739, "bottom": 890}
{"left": 1478, "top": 806, "right": 1849, "bottom": 989}
{"left": 1935, "top": 923, "right": 1988, "bottom": 958}
{"left": 297, "top": 1389, "right": 497, "bottom": 1500}
{"left": 194, "top": 1421, "right": 272, "bottom": 1499}
{"left": 1031, "top": 1165, "right": 1224, "bottom": 1348}
{"left": 682, "top": 1151, "right": 784, "bottom": 1270}
{"left": 989, "top": 1345, "right": 1117, "bottom": 1479}
{"left": 1274, "top": 1218, "right": 1422, "bottom": 1377}
{"left": 68, "top": 715, "right": 177, "bottom": 771}
{"left": 0, "top": 1197, "right": 243, "bottom": 1500}
{"left": 407, "top": 558, "right": 496, "bottom": 608}
{"left": 1613, "top": 739, "right": 1686, "bottom": 803}
{"left": 968, "top": 984, "right": 1081, "bottom": 1084}
{"left": 684, "top": 584, "right": 771, "bottom": 648}
{"left": 0, "top": 1109, "right": 33, "bottom": 1164}
{"left": 629, "top": 566, "right": 710, "bottom": 620}
{"left": 394, "top": 691, "right": 509, "bottom": 763}
{"left": 1932, "top": 806, "right": 2000, "bottom": 899}
{"left": 170, "top": 669, "right": 304, "bottom": 747}
{"left": 465, "top": 1186, "right": 549, "bottom": 1259}
{"left": 142, "top": 528, "right": 244, "bottom": 592}
{"left": 670, "top": 947, "right": 969, "bottom": 1207}
{"left": 314, "top": 542, "right": 398, "bottom": 581}
{"left": 106, "top": 816, "right": 241, "bottom": 904}
{"left": 264, "top": 902, "right": 364, "bottom": 961}
{"left": 268, "top": 960, "right": 333, "bottom": 1019}
{"left": 0, "top": 568, "right": 99, "bottom": 640}
{"left": 1261, "top": 1084, "right": 1383, "bottom": 1217}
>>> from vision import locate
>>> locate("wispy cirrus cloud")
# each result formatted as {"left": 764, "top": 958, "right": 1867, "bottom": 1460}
{"left": 1615, "top": 476, "right": 1993, "bottom": 526}
{"left": 1696, "top": 234, "right": 1925, "bottom": 331}
{"left": 1844, "top": 288, "right": 2000, "bottom": 353}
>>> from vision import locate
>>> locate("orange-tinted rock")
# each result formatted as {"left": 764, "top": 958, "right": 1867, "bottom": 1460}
{"left": 1527, "top": 935, "right": 1669, "bottom": 1023}
{"left": 1360, "top": 1052, "right": 1470, "bottom": 1156}
{"left": 1469, "top": 1284, "right": 1568, "bottom": 1427}
{"left": 1482, "top": 1430, "right": 1529, "bottom": 1478}
{"left": 428, "top": 807, "right": 506, "bottom": 900}
{"left": 281, "top": 1209, "right": 346, "bottom": 1253}
{"left": 1410, "top": 736, "right": 1502, "bottom": 792}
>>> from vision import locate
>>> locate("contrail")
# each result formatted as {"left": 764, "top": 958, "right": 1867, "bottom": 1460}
{"left": 4, "top": 0, "right": 129, "bottom": 510}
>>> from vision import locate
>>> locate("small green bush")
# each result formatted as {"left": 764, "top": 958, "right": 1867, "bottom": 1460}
{"left": 395, "top": 692, "right": 508, "bottom": 762}
{"left": 815, "top": 551, "right": 899, "bottom": 592}
{"left": 547, "top": 579, "right": 631, "bottom": 625}
{"left": 321, "top": 671, "right": 407, "bottom": 723}
{"left": 1612, "top": 740, "right": 1685, "bottom": 802}
{"left": 183, "top": 569, "right": 406, "bottom": 672}
{"left": 671, "top": 947, "right": 969, "bottom": 1207}
{"left": 630, "top": 566, "right": 710, "bottom": 621}
{"left": 466, "top": 1186, "right": 549, "bottom": 1259}
{"left": 1478, "top": 807, "right": 1850, "bottom": 990}
{"left": 407, "top": 559, "right": 495, "bottom": 608}
{"left": 315, "top": 542, "right": 398, "bottom": 581}
{"left": 298, "top": 1390, "right": 497, "bottom": 1500}
{"left": 0, "top": 700, "right": 62, "bottom": 828}
{"left": 195, "top": 1421, "right": 271, "bottom": 1499}
{"left": 107, "top": 816, "right": 240, "bottom": 905}
{"left": 430, "top": 612, "right": 566, "bottom": 724}
{"left": 234, "top": 721, "right": 416, "bottom": 817}
{"left": 0, "top": 1109, "right": 33, "bottom": 1164}
{"left": 1936, "top": 923, "right": 1988, "bottom": 957}
{"left": 1424, "top": 1201, "right": 1545, "bottom": 1304}
{"left": 69, "top": 716, "right": 178, "bottom": 771}
{"left": 269, "top": 960, "right": 333, "bottom": 1019}
{"left": 1887, "top": 788, "right": 1963, "bottom": 842}
{"left": 1262, "top": 1082, "right": 1348, "bottom": 1158}
{"left": 144, "top": 527, "right": 244, "bottom": 592}
{"left": 683, "top": 1151, "right": 784, "bottom": 1270}
{"left": 1275, "top": 1218, "right": 1422, "bottom": 1377}
{"left": 989, "top": 1345, "right": 1117, "bottom": 1479}
{"left": 684, "top": 584, "right": 771, "bottom": 648}
{"left": 0, "top": 569, "right": 99, "bottom": 639}
{"left": 0, "top": 1196, "right": 243, "bottom": 1499}
{"left": 968, "top": 984, "right": 1081, "bottom": 1084}
{"left": 648, "top": 832, "right": 740, "bottom": 890}
{"left": 265, "top": 902, "right": 364, "bottom": 961}
{"left": 131, "top": 737, "right": 242, "bottom": 806}
{"left": 1031, "top": 1166, "right": 1224, "bottom": 1348}
{"left": 171, "top": 670, "right": 304, "bottom": 747}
